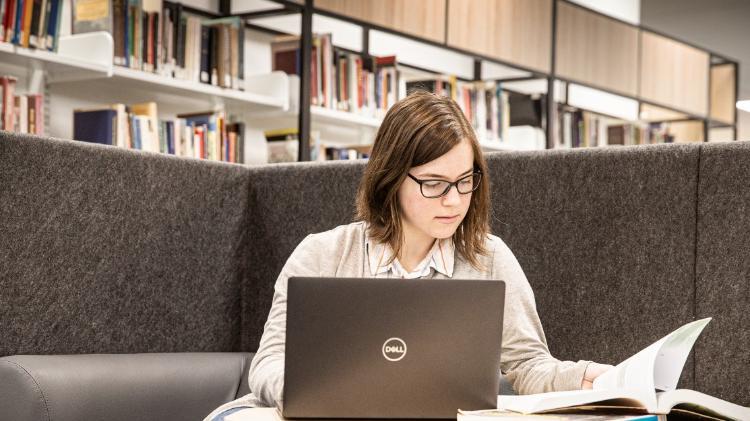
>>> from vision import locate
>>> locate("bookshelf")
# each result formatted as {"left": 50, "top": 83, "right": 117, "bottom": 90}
{"left": 228, "top": 0, "right": 739, "bottom": 161}
{"left": 0, "top": 0, "right": 740, "bottom": 162}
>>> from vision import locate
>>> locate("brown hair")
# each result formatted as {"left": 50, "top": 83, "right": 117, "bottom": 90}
{"left": 355, "top": 90, "right": 490, "bottom": 269}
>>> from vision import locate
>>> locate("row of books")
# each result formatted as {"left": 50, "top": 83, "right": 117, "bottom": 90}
{"left": 71, "top": 0, "right": 244, "bottom": 89}
{"left": 73, "top": 102, "right": 245, "bottom": 163}
{"left": 272, "top": 33, "right": 399, "bottom": 119}
{"left": 265, "top": 128, "right": 370, "bottom": 162}
{"left": 558, "top": 108, "right": 683, "bottom": 148}
{"left": 0, "top": 0, "right": 64, "bottom": 50}
{"left": 0, "top": 75, "right": 43, "bottom": 134}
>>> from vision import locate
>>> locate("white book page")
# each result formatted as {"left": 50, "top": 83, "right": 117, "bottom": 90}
{"left": 652, "top": 318, "right": 710, "bottom": 391}
{"left": 497, "top": 389, "right": 652, "bottom": 414}
{"left": 656, "top": 389, "right": 750, "bottom": 420}
{"left": 592, "top": 319, "right": 711, "bottom": 397}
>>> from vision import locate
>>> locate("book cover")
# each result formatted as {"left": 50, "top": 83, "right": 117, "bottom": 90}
{"left": 74, "top": 108, "right": 117, "bottom": 145}
{"left": 72, "top": 0, "right": 112, "bottom": 35}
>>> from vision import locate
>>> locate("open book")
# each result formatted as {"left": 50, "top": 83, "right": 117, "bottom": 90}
{"left": 497, "top": 318, "right": 750, "bottom": 420}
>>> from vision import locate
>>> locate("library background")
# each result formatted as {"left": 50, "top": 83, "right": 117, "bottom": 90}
{"left": 0, "top": 0, "right": 747, "bottom": 163}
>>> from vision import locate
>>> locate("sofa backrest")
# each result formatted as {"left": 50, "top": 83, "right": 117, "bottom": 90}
{"left": 0, "top": 133, "right": 250, "bottom": 354}
{"left": 1, "top": 132, "right": 747, "bottom": 405}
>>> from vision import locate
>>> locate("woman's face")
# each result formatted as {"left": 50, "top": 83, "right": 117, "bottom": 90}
{"left": 397, "top": 138, "right": 475, "bottom": 245}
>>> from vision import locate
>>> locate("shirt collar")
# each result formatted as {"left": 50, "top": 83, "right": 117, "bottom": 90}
{"left": 366, "top": 230, "right": 455, "bottom": 278}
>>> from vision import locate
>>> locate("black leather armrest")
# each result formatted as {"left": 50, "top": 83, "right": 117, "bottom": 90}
{"left": 0, "top": 352, "right": 254, "bottom": 421}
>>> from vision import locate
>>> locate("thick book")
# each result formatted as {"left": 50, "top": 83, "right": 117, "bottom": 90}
{"left": 73, "top": 108, "right": 117, "bottom": 145}
{"left": 496, "top": 319, "right": 750, "bottom": 420}
{"left": 458, "top": 410, "right": 658, "bottom": 421}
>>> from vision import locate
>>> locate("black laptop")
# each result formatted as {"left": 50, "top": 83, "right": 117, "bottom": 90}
{"left": 283, "top": 277, "right": 506, "bottom": 419}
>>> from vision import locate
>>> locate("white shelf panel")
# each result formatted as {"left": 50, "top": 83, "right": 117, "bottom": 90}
{"left": 0, "top": 39, "right": 111, "bottom": 82}
{"left": 109, "top": 67, "right": 288, "bottom": 112}
{"left": 248, "top": 106, "right": 381, "bottom": 130}
{"left": 311, "top": 107, "right": 381, "bottom": 128}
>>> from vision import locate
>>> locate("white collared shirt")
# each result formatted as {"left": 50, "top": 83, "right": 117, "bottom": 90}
{"left": 366, "top": 233, "right": 455, "bottom": 279}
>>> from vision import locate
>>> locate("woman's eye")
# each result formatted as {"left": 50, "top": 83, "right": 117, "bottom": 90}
{"left": 459, "top": 178, "right": 472, "bottom": 186}
{"left": 424, "top": 181, "right": 443, "bottom": 188}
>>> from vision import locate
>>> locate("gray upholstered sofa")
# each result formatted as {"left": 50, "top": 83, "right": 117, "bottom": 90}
{"left": 1, "top": 131, "right": 748, "bottom": 420}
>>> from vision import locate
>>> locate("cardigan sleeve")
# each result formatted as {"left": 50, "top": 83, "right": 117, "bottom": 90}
{"left": 247, "top": 234, "right": 322, "bottom": 408}
{"left": 491, "top": 236, "right": 591, "bottom": 394}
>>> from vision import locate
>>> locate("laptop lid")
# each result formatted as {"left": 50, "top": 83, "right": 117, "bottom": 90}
{"left": 283, "top": 277, "right": 505, "bottom": 419}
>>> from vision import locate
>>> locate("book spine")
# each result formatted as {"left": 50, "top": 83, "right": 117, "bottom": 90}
{"left": 112, "top": 0, "right": 124, "bottom": 64}
{"left": 12, "top": 0, "right": 22, "bottom": 44}
{"left": 199, "top": 23, "right": 209, "bottom": 83}
{"left": 237, "top": 23, "right": 243, "bottom": 90}
{"left": 1, "top": 77, "right": 16, "bottom": 130}
{"left": 5, "top": 0, "right": 17, "bottom": 43}
{"left": 173, "top": 2, "right": 183, "bottom": 69}
{"left": 27, "top": 0, "right": 39, "bottom": 47}
{"left": 141, "top": 11, "right": 147, "bottom": 70}
{"left": 28, "top": 0, "right": 39, "bottom": 48}
{"left": 20, "top": 0, "right": 31, "bottom": 46}
{"left": 0, "top": 0, "right": 6, "bottom": 42}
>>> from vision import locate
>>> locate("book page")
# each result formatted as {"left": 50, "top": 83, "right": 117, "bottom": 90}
{"left": 652, "top": 318, "right": 710, "bottom": 391}
{"left": 657, "top": 389, "right": 750, "bottom": 420}
{"left": 592, "top": 319, "right": 711, "bottom": 398}
{"left": 497, "top": 390, "right": 652, "bottom": 414}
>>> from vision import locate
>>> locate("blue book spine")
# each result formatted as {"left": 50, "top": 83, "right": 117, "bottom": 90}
{"left": 12, "top": 0, "right": 23, "bottom": 44}
{"left": 166, "top": 121, "right": 174, "bottom": 155}
{"left": 44, "top": 0, "right": 58, "bottom": 50}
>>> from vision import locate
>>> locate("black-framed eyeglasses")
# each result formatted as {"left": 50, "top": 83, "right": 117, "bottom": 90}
{"left": 407, "top": 171, "right": 482, "bottom": 198}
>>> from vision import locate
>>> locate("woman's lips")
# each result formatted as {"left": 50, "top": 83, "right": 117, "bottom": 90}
{"left": 435, "top": 215, "right": 460, "bottom": 224}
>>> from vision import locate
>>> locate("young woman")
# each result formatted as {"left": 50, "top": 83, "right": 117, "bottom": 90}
{"left": 204, "top": 91, "right": 611, "bottom": 421}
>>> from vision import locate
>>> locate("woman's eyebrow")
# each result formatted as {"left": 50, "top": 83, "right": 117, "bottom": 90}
{"left": 418, "top": 168, "right": 473, "bottom": 179}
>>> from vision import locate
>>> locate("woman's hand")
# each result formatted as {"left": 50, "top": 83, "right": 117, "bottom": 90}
{"left": 581, "top": 362, "right": 614, "bottom": 389}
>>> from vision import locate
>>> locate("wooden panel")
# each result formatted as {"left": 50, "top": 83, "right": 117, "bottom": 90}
{"left": 640, "top": 31, "right": 709, "bottom": 117}
{"left": 556, "top": 2, "right": 638, "bottom": 97}
{"left": 710, "top": 64, "right": 736, "bottom": 125}
{"left": 670, "top": 121, "right": 705, "bottom": 143}
{"left": 640, "top": 102, "right": 688, "bottom": 122}
{"left": 315, "top": 0, "right": 446, "bottom": 44}
{"left": 447, "top": 0, "right": 552, "bottom": 73}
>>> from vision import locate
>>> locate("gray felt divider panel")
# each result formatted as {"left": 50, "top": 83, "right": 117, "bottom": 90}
{"left": 485, "top": 145, "right": 700, "bottom": 390}
{"left": 0, "top": 133, "right": 250, "bottom": 355}
{"left": 694, "top": 142, "right": 750, "bottom": 406}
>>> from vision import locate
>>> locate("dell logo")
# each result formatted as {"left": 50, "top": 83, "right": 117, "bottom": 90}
{"left": 382, "top": 337, "right": 407, "bottom": 362}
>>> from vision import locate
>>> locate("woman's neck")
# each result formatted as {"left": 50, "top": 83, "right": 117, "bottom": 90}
{"left": 398, "top": 230, "right": 436, "bottom": 273}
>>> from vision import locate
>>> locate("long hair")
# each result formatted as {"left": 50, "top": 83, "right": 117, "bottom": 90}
{"left": 355, "top": 91, "right": 490, "bottom": 269}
